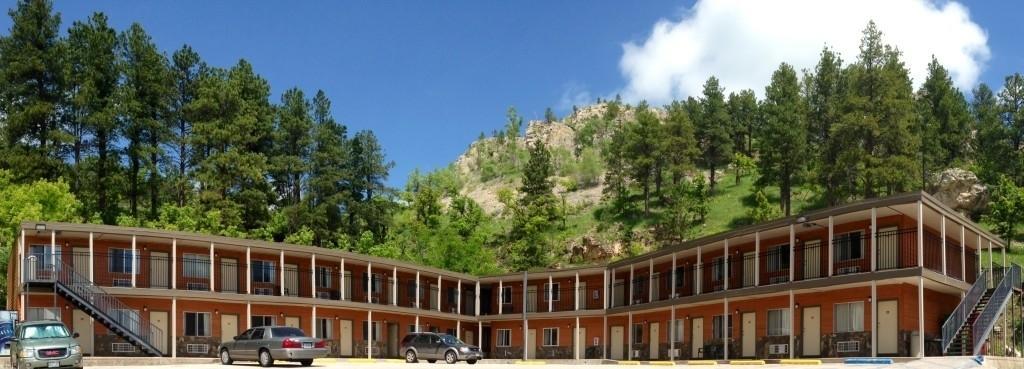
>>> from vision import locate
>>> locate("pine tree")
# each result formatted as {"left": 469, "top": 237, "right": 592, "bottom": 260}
{"left": 662, "top": 100, "right": 698, "bottom": 186}
{"left": 621, "top": 102, "right": 661, "bottom": 215}
{"left": 999, "top": 73, "right": 1024, "bottom": 183}
{"left": 916, "top": 57, "right": 971, "bottom": 188}
{"left": 544, "top": 107, "right": 557, "bottom": 123}
{"left": 757, "top": 63, "right": 807, "bottom": 216}
{"left": 521, "top": 140, "right": 553, "bottom": 203}
{"left": 0, "top": 0, "right": 66, "bottom": 182}
{"left": 119, "top": 23, "right": 173, "bottom": 220}
{"left": 805, "top": 47, "right": 844, "bottom": 205}
{"left": 972, "top": 83, "right": 1009, "bottom": 183}
{"left": 169, "top": 45, "right": 202, "bottom": 207}
{"left": 347, "top": 130, "right": 394, "bottom": 242}
{"left": 695, "top": 76, "right": 733, "bottom": 192}
{"left": 272, "top": 87, "right": 313, "bottom": 206}
{"left": 307, "top": 90, "right": 349, "bottom": 247}
{"left": 727, "top": 89, "right": 758, "bottom": 156}
{"left": 66, "top": 12, "right": 120, "bottom": 223}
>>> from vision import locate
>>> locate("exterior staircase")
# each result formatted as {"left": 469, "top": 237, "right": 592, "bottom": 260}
{"left": 23, "top": 256, "right": 165, "bottom": 356}
{"left": 942, "top": 264, "right": 1021, "bottom": 356}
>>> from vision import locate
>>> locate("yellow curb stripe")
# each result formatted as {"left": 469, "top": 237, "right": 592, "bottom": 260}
{"left": 729, "top": 360, "right": 766, "bottom": 365}
{"left": 649, "top": 361, "right": 676, "bottom": 366}
{"left": 780, "top": 359, "right": 822, "bottom": 365}
{"left": 516, "top": 360, "right": 547, "bottom": 365}
{"left": 617, "top": 361, "right": 642, "bottom": 365}
{"left": 687, "top": 360, "right": 718, "bottom": 365}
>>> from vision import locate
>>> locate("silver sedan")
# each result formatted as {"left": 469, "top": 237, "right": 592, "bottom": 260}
{"left": 218, "top": 326, "right": 328, "bottom": 367}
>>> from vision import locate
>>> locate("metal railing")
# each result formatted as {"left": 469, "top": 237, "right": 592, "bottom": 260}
{"left": 941, "top": 269, "right": 988, "bottom": 353}
{"left": 24, "top": 256, "right": 165, "bottom": 355}
{"left": 971, "top": 263, "right": 1021, "bottom": 355}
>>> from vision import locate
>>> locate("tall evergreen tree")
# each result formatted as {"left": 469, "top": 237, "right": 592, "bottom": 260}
{"left": 727, "top": 89, "right": 758, "bottom": 156}
{"left": 307, "top": 90, "right": 349, "bottom": 247}
{"left": 999, "top": 73, "right": 1024, "bottom": 183}
{"left": 119, "top": 23, "right": 173, "bottom": 220}
{"left": 544, "top": 107, "right": 557, "bottom": 123}
{"left": 66, "top": 12, "right": 120, "bottom": 223}
{"left": 272, "top": 87, "right": 313, "bottom": 206}
{"left": 972, "top": 83, "right": 1009, "bottom": 184}
{"left": 620, "top": 102, "right": 660, "bottom": 215}
{"left": 695, "top": 76, "right": 733, "bottom": 192}
{"left": 168, "top": 45, "right": 202, "bottom": 206}
{"left": 757, "top": 63, "right": 807, "bottom": 216}
{"left": 662, "top": 100, "right": 698, "bottom": 186}
{"left": 0, "top": 0, "right": 66, "bottom": 181}
{"left": 916, "top": 57, "right": 971, "bottom": 188}
{"left": 805, "top": 47, "right": 844, "bottom": 205}
{"left": 347, "top": 130, "right": 393, "bottom": 242}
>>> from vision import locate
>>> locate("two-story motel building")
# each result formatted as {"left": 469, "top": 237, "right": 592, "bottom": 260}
{"left": 6, "top": 192, "right": 1011, "bottom": 360}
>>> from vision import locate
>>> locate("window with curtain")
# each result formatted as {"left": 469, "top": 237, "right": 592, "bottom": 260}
{"left": 835, "top": 231, "right": 864, "bottom": 261}
{"left": 767, "top": 244, "right": 790, "bottom": 272}
{"left": 185, "top": 312, "right": 211, "bottom": 336}
{"left": 252, "top": 261, "right": 276, "bottom": 283}
{"left": 109, "top": 248, "right": 138, "bottom": 274}
{"left": 834, "top": 301, "right": 864, "bottom": 332}
{"left": 497, "top": 329, "right": 511, "bottom": 347}
{"left": 543, "top": 328, "right": 558, "bottom": 346}
{"left": 767, "top": 309, "right": 790, "bottom": 336}
{"left": 183, "top": 253, "right": 210, "bottom": 278}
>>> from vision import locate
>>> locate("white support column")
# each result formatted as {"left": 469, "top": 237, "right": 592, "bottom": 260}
{"left": 130, "top": 234, "right": 136, "bottom": 287}
{"left": 789, "top": 225, "right": 795, "bottom": 282}
{"left": 475, "top": 281, "right": 481, "bottom": 316}
{"left": 457, "top": 320, "right": 461, "bottom": 340}
{"left": 602, "top": 315, "right": 608, "bottom": 360}
{"left": 941, "top": 215, "right": 947, "bottom": 277}
{"left": 246, "top": 302, "right": 251, "bottom": 329}
{"left": 697, "top": 247, "right": 703, "bottom": 295}
{"left": 871, "top": 281, "right": 877, "bottom": 357}
{"left": 244, "top": 247, "right": 249, "bottom": 294}
{"left": 393, "top": 267, "right": 398, "bottom": 306}
{"left": 498, "top": 279, "right": 503, "bottom": 314}
{"left": 574, "top": 316, "right": 581, "bottom": 360}
{"left": 415, "top": 316, "right": 419, "bottom": 332}
{"left": 416, "top": 271, "right": 421, "bottom": 308}
{"left": 961, "top": 225, "right": 966, "bottom": 280}
{"left": 367, "top": 262, "right": 373, "bottom": 303}
{"left": 988, "top": 240, "right": 993, "bottom": 281}
{"left": 1001, "top": 242, "right": 1006, "bottom": 267}
{"left": 978, "top": 234, "right": 984, "bottom": 281}
{"left": 340, "top": 259, "right": 346, "bottom": 300}
{"left": 917, "top": 277, "right": 925, "bottom": 358}
{"left": 830, "top": 215, "right": 836, "bottom": 275}
{"left": 789, "top": 290, "right": 795, "bottom": 359}
{"left": 669, "top": 306, "right": 676, "bottom": 361}
{"left": 280, "top": 250, "right": 286, "bottom": 296}
{"left": 755, "top": 232, "right": 761, "bottom": 286}
{"left": 311, "top": 305, "right": 317, "bottom": 338}
{"left": 574, "top": 272, "right": 580, "bottom": 311}
{"left": 917, "top": 201, "right": 924, "bottom": 268}
{"left": 671, "top": 253, "right": 677, "bottom": 298}
{"left": 610, "top": 269, "right": 616, "bottom": 307}
{"left": 437, "top": 275, "right": 442, "bottom": 312}
{"left": 210, "top": 242, "right": 215, "bottom": 292}
{"left": 627, "top": 312, "right": 633, "bottom": 360}
{"left": 478, "top": 321, "right": 482, "bottom": 351}
{"left": 547, "top": 275, "right": 553, "bottom": 312}
{"left": 629, "top": 265, "right": 635, "bottom": 305}
{"left": 457, "top": 279, "right": 463, "bottom": 314}
{"left": 724, "top": 239, "right": 730, "bottom": 291}
{"left": 171, "top": 297, "right": 177, "bottom": 357}
{"left": 311, "top": 254, "right": 317, "bottom": 298}
{"left": 869, "top": 209, "right": 875, "bottom": 272}
{"left": 367, "top": 310, "right": 373, "bottom": 359}
{"left": 89, "top": 232, "right": 95, "bottom": 282}
{"left": 649, "top": 259, "right": 654, "bottom": 300}
{"left": 723, "top": 297, "right": 729, "bottom": 360}
{"left": 604, "top": 270, "right": 610, "bottom": 309}
{"left": 19, "top": 229, "right": 24, "bottom": 315}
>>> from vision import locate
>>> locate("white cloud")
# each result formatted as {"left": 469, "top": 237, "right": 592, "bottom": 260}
{"left": 618, "top": 0, "right": 990, "bottom": 104}
{"left": 557, "top": 82, "right": 594, "bottom": 112}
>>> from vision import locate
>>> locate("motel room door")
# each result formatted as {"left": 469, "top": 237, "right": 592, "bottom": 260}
{"left": 802, "top": 306, "right": 821, "bottom": 356}
{"left": 150, "top": 251, "right": 169, "bottom": 288}
{"left": 526, "top": 329, "right": 537, "bottom": 359}
{"left": 149, "top": 311, "right": 169, "bottom": 354}
{"left": 649, "top": 322, "right": 660, "bottom": 359}
{"left": 610, "top": 326, "right": 624, "bottom": 360}
{"left": 691, "top": 318, "right": 704, "bottom": 358}
{"left": 72, "top": 309, "right": 93, "bottom": 355}
{"left": 743, "top": 252, "right": 755, "bottom": 287}
{"left": 388, "top": 323, "right": 399, "bottom": 357}
{"left": 576, "top": 327, "right": 586, "bottom": 359}
{"left": 878, "top": 300, "right": 899, "bottom": 355}
{"left": 72, "top": 247, "right": 90, "bottom": 282}
{"left": 285, "top": 264, "right": 299, "bottom": 296}
{"left": 221, "top": 314, "right": 239, "bottom": 344}
{"left": 340, "top": 320, "right": 353, "bottom": 357}
{"left": 803, "top": 241, "right": 821, "bottom": 279}
{"left": 877, "top": 227, "right": 899, "bottom": 269}
{"left": 285, "top": 316, "right": 301, "bottom": 328}
{"left": 526, "top": 286, "right": 538, "bottom": 313}
{"left": 221, "top": 258, "right": 238, "bottom": 293}
{"left": 741, "top": 312, "right": 755, "bottom": 357}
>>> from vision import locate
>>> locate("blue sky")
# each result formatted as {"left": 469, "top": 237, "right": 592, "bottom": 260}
{"left": 2, "top": 1, "right": 1021, "bottom": 187}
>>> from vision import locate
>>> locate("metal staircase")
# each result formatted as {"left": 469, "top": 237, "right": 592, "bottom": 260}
{"left": 23, "top": 256, "right": 165, "bottom": 356}
{"left": 942, "top": 264, "right": 1021, "bottom": 356}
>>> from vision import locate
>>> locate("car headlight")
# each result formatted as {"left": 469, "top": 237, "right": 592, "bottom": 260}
{"left": 19, "top": 347, "right": 33, "bottom": 358}
{"left": 459, "top": 347, "right": 470, "bottom": 353}
{"left": 69, "top": 345, "right": 81, "bottom": 355}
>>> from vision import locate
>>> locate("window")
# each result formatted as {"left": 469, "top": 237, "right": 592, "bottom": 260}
{"left": 362, "top": 321, "right": 382, "bottom": 341}
{"left": 633, "top": 324, "right": 643, "bottom": 344}
{"left": 29, "top": 245, "right": 61, "bottom": 270}
{"left": 250, "top": 328, "right": 265, "bottom": 340}
{"left": 767, "top": 244, "right": 790, "bottom": 272}
{"left": 674, "top": 267, "right": 685, "bottom": 288}
{"left": 185, "top": 312, "right": 211, "bottom": 337}
{"left": 631, "top": 278, "right": 646, "bottom": 298}
{"left": 109, "top": 248, "right": 138, "bottom": 274}
{"left": 672, "top": 319, "right": 684, "bottom": 343}
{"left": 501, "top": 287, "right": 512, "bottom": 304}
{"left": 407, "top": 280, "right": 417, "bottom": 301}
{"left": 543, "top": 328, "right": 558, "bottom": 346}
{"left": 26, "top": 307, "right": 60, "bottom": 321}
{"left": 316, "top": 318, "right": 332, "bottom": 339}
{"left": 835, "top": 302, "right": 864, "bottom": 333}
{"left": 112, "top": 309, "right": 140, "bottom": 333}
{"left": 315, "top": 267, "right": 331, "bottom": 288}
{"left": 252, "top": 261, "right": 276, "bottom": 283}
{"left": 497, "top": 329, "right": 512, "bottom": 347}
{"left": 183, "top": 254, "right": 210, "bottom": 278}
{"left": 712, "top": 315, "right": 733, "bottom": 340}
{"left": 835, "top": 231, "right": 864, "bottom": 261}
{"left": 767, "top": 309, "right": 790, "bottom": 336}
{"left": 408, "top": 325, "right": 419, "bottom": 333}
{"left": 251, "top": 315, "right": 274, "bottom": 327}
{"left": 711, "top": 257, "right": 725, "bottom": 281}
{"left": 544, "top": 282, "right": 560, "bottom": 301}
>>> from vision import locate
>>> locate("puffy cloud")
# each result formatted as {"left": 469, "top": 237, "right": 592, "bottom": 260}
{"left": 619, "top": 0, "right": 989, "bottom": 104}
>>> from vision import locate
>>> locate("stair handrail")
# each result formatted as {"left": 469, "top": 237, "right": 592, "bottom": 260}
{"left": 941, "top": 268, "right": 989, "bottom": 353}
{"left": 971, "top": 263, "right": 1021, "bottom": 355}
{"left": 24, "top": 256, "right": 165, "bottom": 355}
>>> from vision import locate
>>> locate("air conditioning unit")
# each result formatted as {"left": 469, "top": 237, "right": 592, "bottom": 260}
{"left": 768, "top": 344, "right": 789, "bottom": 355}
{"left": 836, "top": 341, "right": 860, "bottom": 353}
{"left": 837, "top": 266, "right": 861, "bottom": 275}
{"left": 769, "top": 276, "right": 789, "bottom": 284}
{"left": 316, "top": 291, "right": 331, "bottom": 299}
{"left": 364, "top": 346, "right": 380, "bottom": 355}
{"left": 186, "top": 344, "right": 209, "bottom": 354}
{"left": 111, "top": 343, "right": 136, "bottom": 353}
{"left": 112, "top": 279, "right": 131, "bottom": 287}
{"left": 632, "top": 350, "right": 642, "bottom": 357}
{"left": 670, "top": 349, "right": 681, "bottom": 357}
{"left": 254, "top": 287, "right": 273, "bottom": 295}
{"left": 186, "top": 282, "right": 208, "bottom": 291}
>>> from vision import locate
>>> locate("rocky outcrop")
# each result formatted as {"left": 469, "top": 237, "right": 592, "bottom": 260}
{"left": 524, "top": 120, "right": 575, "bottom": 152}
{"left": 931, "top": 168, "right": 988, "bottom": 216}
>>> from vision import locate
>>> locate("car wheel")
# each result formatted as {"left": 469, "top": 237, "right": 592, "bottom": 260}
{"left": 405, "top": 350, "right": 418, "bottom": 363}
{"left": 445, "top": 350, "right": 457, "bottom": 364}
{"left": 427, "top": 359, "right": 436, "bottom": 363}
{"left": 258, "top": 349, "right": 274, "bottom": 367}
{"left": 299, "top": 359, "right": 313, "bottom": 367}
{"left": 467, "top": 360, "right": 477, "bottom": 365}
{"left": 220, "top": 349, "right": 234, "bottom": 365}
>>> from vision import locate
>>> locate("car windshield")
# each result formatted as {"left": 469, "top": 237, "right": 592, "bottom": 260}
{"left": 441, "top": 335, "right": 464, "bottom": 345}
{"left": 271, "top": 327, "right": 305, "bottom": 337}
{"left": 21, "top": 324, "right": 70, "bottom": 339}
